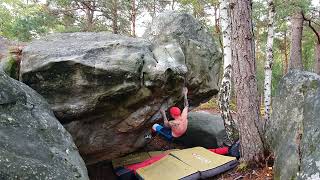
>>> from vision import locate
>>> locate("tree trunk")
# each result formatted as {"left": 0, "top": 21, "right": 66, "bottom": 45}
{"left": 214, "top": 4, "right": 223, "bottom": 48}
{"left": 218, "top": 0, "right": 238, "bottom": 146}
{"left": 289, "top": 11, "right": 303, "bottom": 70}
{"left": 86, "top": 10, "right": 93, "bottom": 31}
{"left": 153, "top": 0, "right": 156, "bottom": 18}
{"left": 172, "top": 0, "right": 175, "bottom": 10}
{"left": 83, "top": 1, "right": 94, "bottom": 31}
{"left": 112, "top": 0, "right": 118, "bottom": 34}
{"left": 284, "top": 30, "right": 289, "bottom": 74}
{"left": 131, "top": 0, "right": 136, "bottom": 37}
{"left": 214, "top": 5, "right": 222, "bottom": 47}
{"left": 316, "top": 44, "right": 320, "bottom": 75}
{"left": 263, "top": 0, "right": 275, "bottom": 123}
{"left": 230, "top": 0, "right": 264, "bottom": 162}
{"left": 214, "top": 5, "right": 219, "bottom": 33}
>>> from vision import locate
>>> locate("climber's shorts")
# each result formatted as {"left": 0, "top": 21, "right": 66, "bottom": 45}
{"left": 152, "top": 124, "right": 173, "bottom": 141}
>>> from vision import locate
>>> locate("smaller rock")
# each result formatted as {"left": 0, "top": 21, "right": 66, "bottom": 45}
{"left": 175, "top": 111, "right": 227, "bottom": 148}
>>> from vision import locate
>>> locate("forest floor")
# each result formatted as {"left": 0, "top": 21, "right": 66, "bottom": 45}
{"left": 204, "top": 99, "right": 272, "bottom": 179}
{"left": 195, "top": 98, "right": 273, "bottom": 179}
{"left": 213, "top": 166, "right": 273, "bottom": 180}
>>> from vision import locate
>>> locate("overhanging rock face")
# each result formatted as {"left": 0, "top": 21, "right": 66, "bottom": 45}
{"left": 143, "top": 12, "right": 221, "bottom": 102}
{"left": 20, "top": 12, "right": 221, "bottom": 164}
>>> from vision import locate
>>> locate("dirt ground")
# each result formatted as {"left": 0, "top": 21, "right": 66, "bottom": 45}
{"left": 213, "top": 166, "right": 273, "bottom": 180}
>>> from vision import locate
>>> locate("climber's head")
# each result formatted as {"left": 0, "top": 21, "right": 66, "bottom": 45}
{"left": 170, "top": 107, "right": 181, "bottom": 119}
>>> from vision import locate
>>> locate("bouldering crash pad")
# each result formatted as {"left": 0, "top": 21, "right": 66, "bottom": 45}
{"left": 136, "top": 147, "right": 237, "bottom": 180}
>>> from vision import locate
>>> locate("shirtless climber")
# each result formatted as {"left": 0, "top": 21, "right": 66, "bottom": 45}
{"left": 152, "top": 87, "right": 189, "bottom": 140}
{"left": 151, "top": 87, "right": 240, "bottom": 159}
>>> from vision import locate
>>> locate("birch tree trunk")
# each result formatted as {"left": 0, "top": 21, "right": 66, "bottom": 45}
{"left": 263, "top": 0, "right": 275, "bottom": 122}
{"left": 218, "top": 0, "right": 238, "bottom": 146}
{"left": 289, "top": 11, "right": 304, "bottom": 70}
{"left": 230, "top": 0, "right": 264, "bottom": 162}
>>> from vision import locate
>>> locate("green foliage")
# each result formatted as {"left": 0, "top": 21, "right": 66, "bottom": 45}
{"left": 253, "top": 0, "right": 318, "bottom": 97}
{"left": 198, "top": 98, "right": 219, "bottom": 110}
{"left": 275, "top": 0, "right": 312, "bottom": 19}
{"left": 197, "top": 97, "right": 237, "bottom": 111}
{"left": 0, "top": 0, "right": 318, "bottom": 100}
{"left": 272, "top": 58, "right": 284, "bottom": 95}
{"left": 178, "top": 0, "right": 205, "bottom": 17}
{"left": 237, "top": 162, "right": 249, "bottom": 172}
{"left": 302, "top": 28, "right": 316, "bottom": 72}
{"left": 178, "top": 0, "right": 219, "bottom": 24}
{"left": 0, "top": 1, "right": 57, "bottom": 41}
{"left": 4, "top": 55, "right": 18, "bottom": 79}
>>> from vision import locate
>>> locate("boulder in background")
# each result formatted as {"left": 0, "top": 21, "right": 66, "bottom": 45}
{"left": 266, "top": 70, "right": 320, "bottom": 180}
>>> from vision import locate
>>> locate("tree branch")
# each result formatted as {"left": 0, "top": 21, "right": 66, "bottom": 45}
{"left": 302, "top": 12, "right": 320, "bottom": 44}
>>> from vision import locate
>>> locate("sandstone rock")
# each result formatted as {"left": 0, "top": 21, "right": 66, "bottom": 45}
{"left": 20, "top": 13, "right": 221, "bottom": 164}
{"left": 0, "top": 70, "right": 88, "bottom": 180}
{"left": 176, "top": 111, "right": 227, "bottom": 148}
{"left": 265, "top": 70, "right": 320, "bottom": 180}
{"left": 143, "top": 12, "right": 221, "bottom": 103}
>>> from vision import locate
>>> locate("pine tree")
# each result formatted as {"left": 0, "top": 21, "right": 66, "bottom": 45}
{"left": 230, "top": 0, "right": 264, "bottom": 162}
{"left": 289, "top": 11, "right": 304, "bottom": 70}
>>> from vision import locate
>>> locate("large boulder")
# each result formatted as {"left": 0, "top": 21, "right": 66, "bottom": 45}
{"left": 143, "top": 12, "right": 221, "bottom": 102}
{"left": 176, "top": 111, "right": 227, "bottom": 148}
{"left": 0, "top": 71, "right": 88, "bottom": 179}
{"left": 20, "top": 13, "right": 221, "bottom": 164}
{"left": 265, "top": 70, "right": 320, "bottom": 180}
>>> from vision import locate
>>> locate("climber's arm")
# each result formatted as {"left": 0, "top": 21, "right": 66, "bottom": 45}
{"left": 181, "top": 87, "right": 189, "bottom": 119}
{"left": 160, "top": 109, "right": 170, "bottom": 128}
